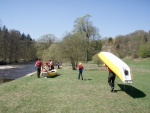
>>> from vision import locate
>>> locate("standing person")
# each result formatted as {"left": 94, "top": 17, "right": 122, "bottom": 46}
{"left": 57, "top": 62, "right": 60, "bottom": 69}
{"left": 77, "top": 63, "right": 84, "bottom": 80}
{"left": 57, "top": 62, "right": 62, "bottom": 69}
{"left": 49, "top": 60, "right": 54, "bottom": 70}
{"left": 35, "top": 58, "right": 42, "bottom": 78}
{"left": 104, "top": 64, "right": 116, "bottom": 92}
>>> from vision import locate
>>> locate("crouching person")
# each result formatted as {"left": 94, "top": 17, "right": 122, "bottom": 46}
{"left": 41, "top": 62, "right": 50, "bottom": 77}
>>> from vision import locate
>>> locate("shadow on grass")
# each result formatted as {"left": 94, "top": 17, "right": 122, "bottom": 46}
{"left": 84, "top": 78, "right": 92, "bottom": 81}
{"left": 117, "top": 84, "right": 146, "bottom": 98}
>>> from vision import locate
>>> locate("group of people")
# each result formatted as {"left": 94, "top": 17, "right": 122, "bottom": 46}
{"left": 43, "top": 60, "right": 54, "bottom": 72}
{"left": 35, "top": 58, "right": 116, "bottom": 92}
{"left": 35, "top": 59, "right": 54, "bottom": 78}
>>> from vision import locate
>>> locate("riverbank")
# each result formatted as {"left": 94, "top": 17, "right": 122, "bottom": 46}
{"left": 0, "top": 65, "right": 20, "bottom": 69}
{"left": 25, "top": 71, "right": 36, "bottom": 77}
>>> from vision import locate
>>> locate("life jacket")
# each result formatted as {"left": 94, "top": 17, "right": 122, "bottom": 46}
{"left": 36, "top": 61, "right": 42, "bottom": 67}
{"left": 78, "top": 65, "right": 84, "bottom": 70}
{"left": 43, "top": 68, "right": 47, "bottom": 72}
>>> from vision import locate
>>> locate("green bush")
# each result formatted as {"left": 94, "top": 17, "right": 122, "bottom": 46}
{"left": 92, "top": 53, "right": 102, "bottom": 66}
{"left": 138, "top": 43, "right": 150, "bottom": 58}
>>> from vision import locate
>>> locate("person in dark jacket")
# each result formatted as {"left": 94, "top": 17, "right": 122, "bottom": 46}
{"left": 104, "top": 64, "right": 116, "bottom": 92}
{"left": 35, "top": 58, "right": 43, "bottom": 78}
{"left": 77, "top": 63, "right": 84, "bottom": 80}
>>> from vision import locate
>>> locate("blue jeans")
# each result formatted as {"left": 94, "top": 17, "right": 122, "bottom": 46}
{"left": 78, "top": 70, "right": 83, "bottom": 80}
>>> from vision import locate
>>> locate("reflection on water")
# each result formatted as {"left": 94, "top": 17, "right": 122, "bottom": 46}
{"left": 0, "top": 61, "right": 36, "bottom": 83}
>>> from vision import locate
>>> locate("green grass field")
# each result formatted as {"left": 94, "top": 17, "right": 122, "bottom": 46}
{"left": 0, "top": 58, "right": 150, "bottom": 113}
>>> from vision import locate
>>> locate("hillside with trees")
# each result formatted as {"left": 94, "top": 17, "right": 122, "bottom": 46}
{"left": 35, "top": 15, "right": 150, "bottom": 69}
{"left": 101, "top": 30, "right": 150, "bottom": 58}
{"left": 1, "top": 15, "right": 150, "bottom": 67}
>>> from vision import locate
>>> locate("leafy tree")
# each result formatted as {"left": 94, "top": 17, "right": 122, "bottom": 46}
{"left": 89, "top": 40, "right": 102, "bottom": 60}
{"left": 60, "top": 32, "right": 87, "bottom": 70}
{"left": 108, "top": 37, "right": 113, "bottom": 44}
{"left": 73, "top": 14, "right": 101, "bottom": 62}
{"left": 8, "top": 30, "right": 21, "bottom": 62}
{"left": 27, "top": 42, "right": 37, "bottom": 60}
{"left": 0, "top": 26, "right": 9, "bottom": 61}
{"left": 143, "top": 35, "right": 148, "bottom": 43}
{"left": 42, "top": 43, "right": 63, "bottom": 64}
{"left": 26, "top": 34, "right": 32, "bottom": 41}
{"left": 19, "top": 33, "right": 35, "bottom": 61}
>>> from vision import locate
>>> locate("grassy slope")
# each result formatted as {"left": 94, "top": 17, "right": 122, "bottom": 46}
{"left": 0, "top": 59, "right": 150, "bottom": 113}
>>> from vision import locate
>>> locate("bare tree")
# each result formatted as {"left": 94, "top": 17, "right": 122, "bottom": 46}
{"left": 37, "top": 34, "right": 56, "bottom": 50}
{"left": 35, "top": 34, "right": 57, "bottom": 59}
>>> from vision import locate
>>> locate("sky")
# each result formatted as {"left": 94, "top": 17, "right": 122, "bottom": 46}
{"left": 0, "top": 0, "right": 150, "bottom": 40}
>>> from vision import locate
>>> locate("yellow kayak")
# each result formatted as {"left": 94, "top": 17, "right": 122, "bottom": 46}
{"left": 47, "top": 69, "right": 57, "bottom": 77}
{"left": 98, "top": 52, "right": 132, "bottom": 83}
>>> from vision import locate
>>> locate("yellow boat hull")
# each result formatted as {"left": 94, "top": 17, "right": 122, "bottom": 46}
{"left": 47, "top": 69, "right": 57, "bottom": 77}
{"left": 98, "top": 52, "right": 132, "bottom": 83}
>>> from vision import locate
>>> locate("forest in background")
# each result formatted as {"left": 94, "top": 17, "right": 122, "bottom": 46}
{"left": 101, "top": 30, "right": 150, "bottom": 58}
{"left": 0, "top": 15, "right": 150, "bottom": 68}
{"left": 0, "top": 26, "right": 36, "bottom": 63}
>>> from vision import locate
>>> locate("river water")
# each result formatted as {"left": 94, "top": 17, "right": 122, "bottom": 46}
{"left": 0, "top": 61, "right": 36, "bottom": 82}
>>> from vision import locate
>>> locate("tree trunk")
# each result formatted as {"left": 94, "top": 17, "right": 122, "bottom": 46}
{"left": 71, "top": 61, "right": 76, "bottom": 70}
